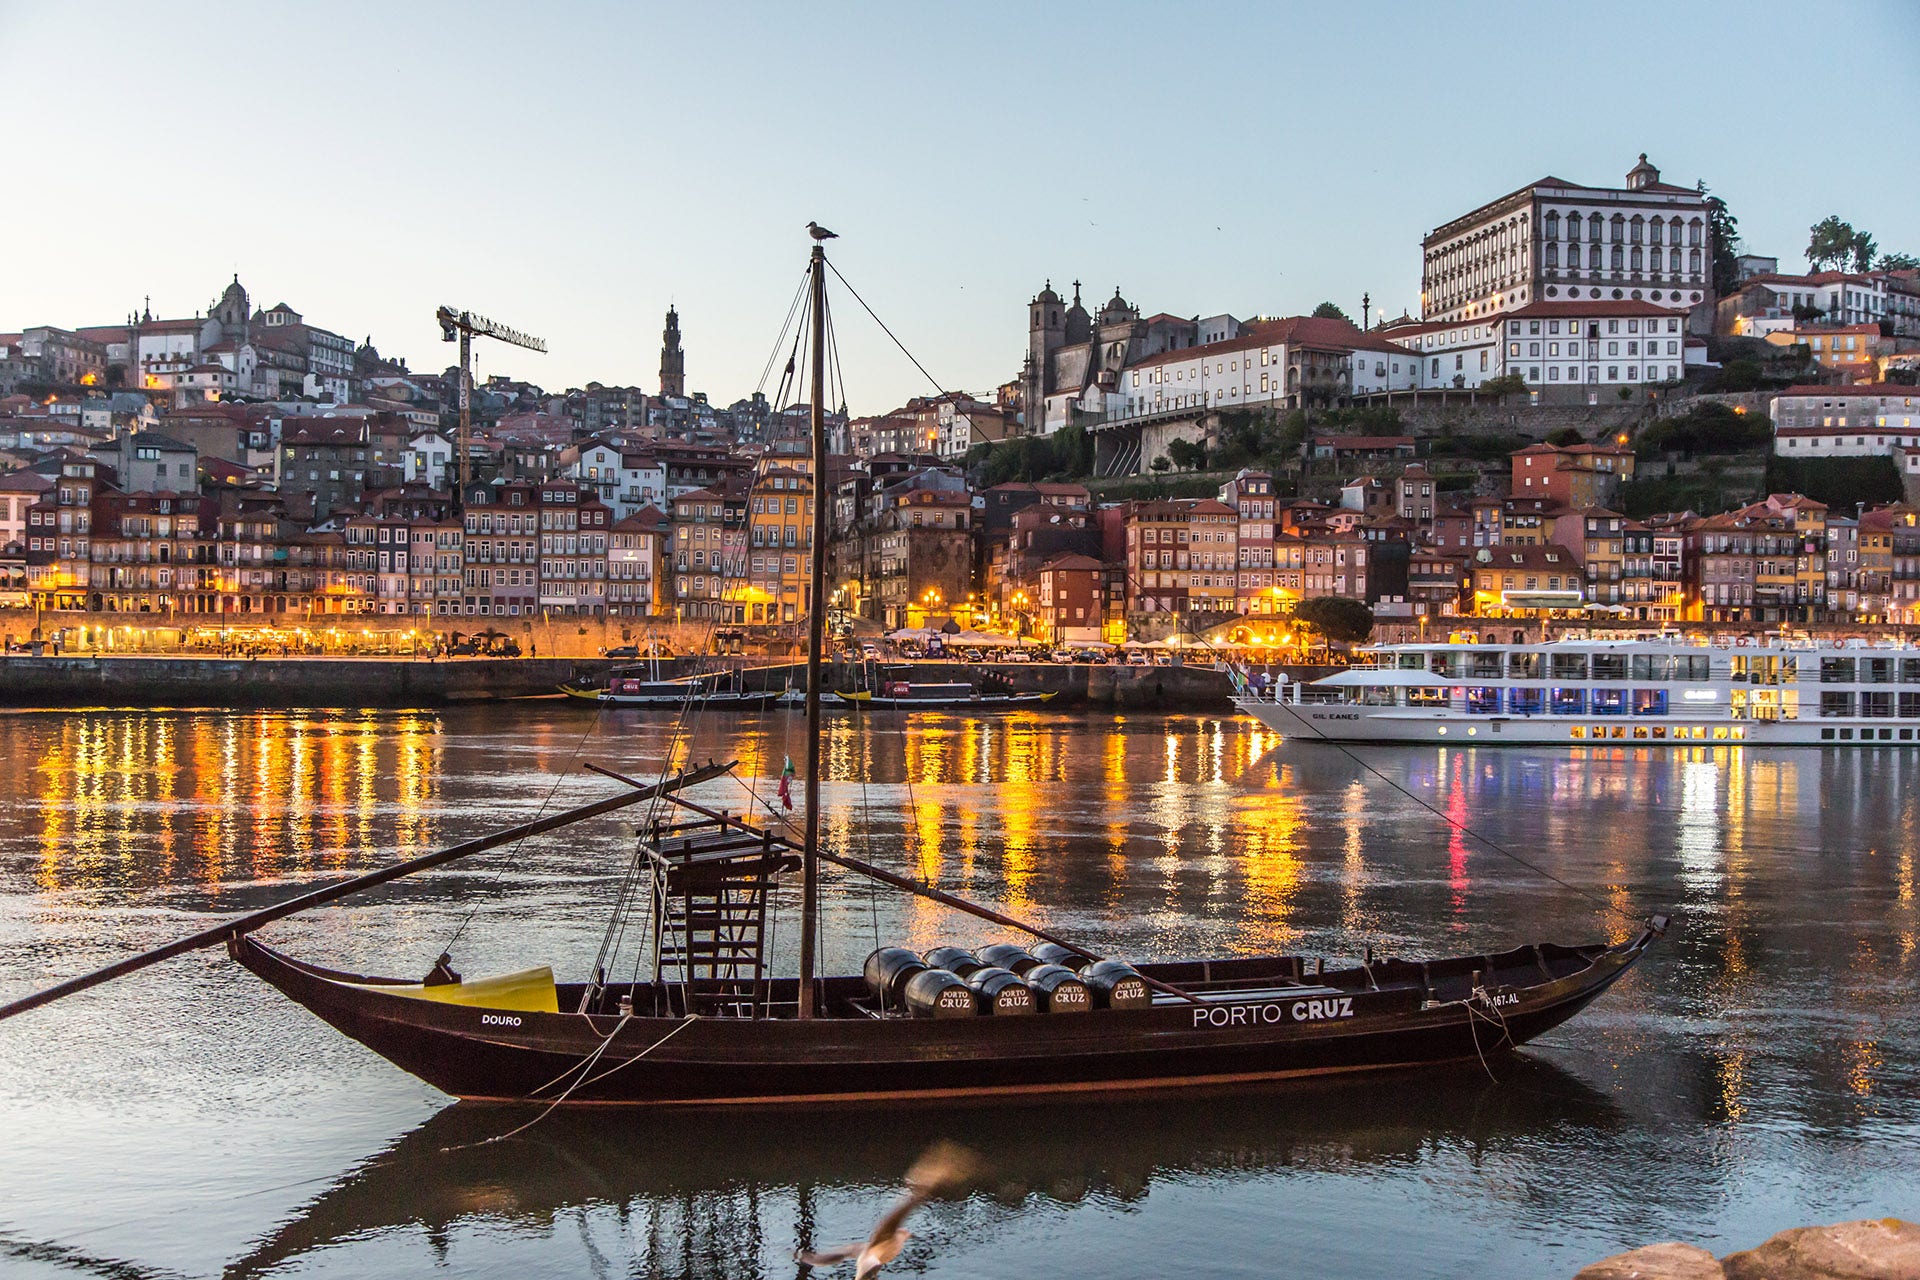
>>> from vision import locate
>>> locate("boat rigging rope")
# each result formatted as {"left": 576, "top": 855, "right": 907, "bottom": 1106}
{"left": 435, "top": 694, "right": 613, "bottom": 960}
{"left": 592, "top": 616, "right": 728, "bottom": 997}
{"left": 753, "top": 267, "right": 813, "bottom": 401}
{"left": 823, "top": 257, "right": 950, "bottom": 399}
{"left": 440, "top": 1013, "right": 698, "bottom": 1151}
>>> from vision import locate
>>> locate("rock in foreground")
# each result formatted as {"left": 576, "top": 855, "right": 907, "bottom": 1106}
{"left": 1721, "top": 1218, "right": 1920, "bottom": 1280}
{"left": 1573, "top": 1241, "right": 1723, "bottom": 1280}
{"left": 1575, "top": 1220, "right": 1920, "bottom": 1280}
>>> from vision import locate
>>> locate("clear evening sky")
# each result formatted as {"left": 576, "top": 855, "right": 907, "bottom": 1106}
{"left": 4, "top": 1, "right": 1916, "bottom": 413}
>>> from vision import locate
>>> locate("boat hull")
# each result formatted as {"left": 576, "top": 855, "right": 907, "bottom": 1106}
{"left": 230, "top": 930, "right": 1653, "bottom": 1108}
{"left": 1237, "top": 696, "right": 1908, "bottom": 747}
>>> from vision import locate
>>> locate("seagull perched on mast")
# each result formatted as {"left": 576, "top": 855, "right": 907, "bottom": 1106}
{"left": 807, "top": 220, "right": 839, "bottom": 241}
{"left": 796, "top": 1141, "right": 980, "bottom": 1279}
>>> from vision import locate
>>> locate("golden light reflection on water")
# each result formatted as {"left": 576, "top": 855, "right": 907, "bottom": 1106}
{"left": 1717, "top": 1046, "right": 1748, "bottom": 1123}
{"left": 28, "top": 712, "right": 444, "bottom": 895}
{"left": 1843, "top": 1035, "right": 1883, "bottom": 1100}
{"left": 1230, "top": 777, "right": 1305, "bottom": 953}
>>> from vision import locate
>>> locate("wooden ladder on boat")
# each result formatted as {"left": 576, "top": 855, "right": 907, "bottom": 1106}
{"left": 643, "top": 816, "right": 800, "bottom": 1017}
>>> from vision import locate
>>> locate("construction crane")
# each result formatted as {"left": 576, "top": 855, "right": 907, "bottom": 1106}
{"left": 436, "top": 306, "right": 547, "bottom": 492}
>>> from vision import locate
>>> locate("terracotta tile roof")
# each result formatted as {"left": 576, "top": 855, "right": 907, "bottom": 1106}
{"left": 1125, "top": 315, "right": 1414, "bottom": 372}
{"left": 1469, "top": 543, "right": 1580, "bottom": 571}
{"left": 1858, "top": 505, "right": 1920, "bottom": 532}
{"left": 1499, "top": 299, "right": 1683, "bottom": 321}
{"left": 1738, "top": 272, "right": 1876, "bottom": 289}
{"left": 1774, "top": 383, "right": 1918, "bottom": 399}
{"left": 613, "top": 505, "right": 667, "bottom": 531}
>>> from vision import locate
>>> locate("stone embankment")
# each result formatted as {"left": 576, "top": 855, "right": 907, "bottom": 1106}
{"left": 1574, "top": 1218, "right": 1919, "bottom": 1280}
{"left": 0, "top": 654, "right": 1310, "bottom": 710}
{"left": 0, "top": 655, "right": 609, "bottom": 707}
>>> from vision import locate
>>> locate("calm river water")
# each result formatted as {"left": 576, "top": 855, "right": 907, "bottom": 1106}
{"left": 0, "top": 705, "right": 1915, "bottom": 1279}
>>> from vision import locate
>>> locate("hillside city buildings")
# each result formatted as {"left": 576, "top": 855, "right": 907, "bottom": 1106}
{"left": 6, "top": 151, "right": 1920, "bottom": 644}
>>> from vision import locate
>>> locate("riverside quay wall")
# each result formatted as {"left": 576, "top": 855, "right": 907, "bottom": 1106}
{"left": 0, "top": 654, "right": 1276, "bottom": 710}
{"left": 0, "top": 655, "right": 608, "bottom": 707}
{"left": 852, "top": 660, "right": 1256, "bottom": 710}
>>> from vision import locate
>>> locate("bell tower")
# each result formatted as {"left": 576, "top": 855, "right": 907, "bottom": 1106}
{"left": 659, "top": 306, "right": 686, "bottom": 398}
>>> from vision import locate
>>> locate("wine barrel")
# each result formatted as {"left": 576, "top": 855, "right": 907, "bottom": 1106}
{"left": 1083, "top": 959, "right": 1153, "bottom": 1009}
{"left": 1024, "top": 963, "right": 1091, "bottom": 1013}
{"left": 977, "top": 943, "right": 1042, "bottom": 975}
{"left": 922, "top": 945, "right": 986, "bottom": 978}
{"left": 902, "top": 968, "right": 977, "bottom": 1018}
{"left": 863, "top": 947, "right": 927, "bottom": 1005}
{"left": 1031, "top": 942, "right": 1092, "bottom": 971}
{"left": 964, "top": 966, "right": 1035, "bottom": 1016}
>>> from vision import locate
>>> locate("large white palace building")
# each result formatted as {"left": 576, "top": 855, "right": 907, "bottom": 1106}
{"left": 1419, "top": 154, "right": 1713, "bottom": 329}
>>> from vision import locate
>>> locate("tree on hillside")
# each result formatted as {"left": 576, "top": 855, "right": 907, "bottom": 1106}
{"left": 1850, "top": 229, "right": 1879, "bottom": 273}
{"left": 1704, "top": 191, "right": 1741, "bottom": 298}
{"left": 1311, "top": 301, "right": 1351, "bottom": 322}
{"left": 1879, "top": 251, "right": 1920, "bottom": 271}
{"left": 1290, "top": 596, "right": 1374, "bottom": 644}
{"left": 1166, "top": 437, "right": 1208, "bottom": 471}
{"left": 1808, "top": 215, "right": 1860, "bottom": 271}
{"left": 1481, "top": 372, "right": 1527, "bottom": 399}
{"left": 1716, "top": 358, "right": 1764, "bottom": 392}
{"left": 1052, "top": 421, "right": 1094, "bottom": 477}
{"left": 1633, "top": 401, "right": 1772, "bottom": 458}
{"left": 1545, "top": 426, "right": 1585, "bottom": 446}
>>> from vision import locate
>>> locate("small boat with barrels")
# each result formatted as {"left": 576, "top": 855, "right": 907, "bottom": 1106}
{"left": 837, "top": 680, "right": 1054, "bottom": 710}
{"left": 564, "top": 670, "right": 783, "bottom": 709}
{"left": 0, "top": 228, "right": 1664, "bottom": 1110}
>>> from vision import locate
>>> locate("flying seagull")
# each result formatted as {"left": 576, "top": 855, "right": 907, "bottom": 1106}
{"left": 808, "top": 221, "right": 839, "bottom": 241}
{"left": 796, "top": 1141, "right": 980, "bottom": 1280}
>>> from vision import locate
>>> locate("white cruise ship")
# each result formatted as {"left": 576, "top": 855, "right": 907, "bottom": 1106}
{"left": 1236, "top": 635, "right": 1920, "bottom": 747}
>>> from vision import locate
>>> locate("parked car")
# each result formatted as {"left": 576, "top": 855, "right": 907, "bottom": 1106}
{"left": 603, "top": 644, "right": 640, "bottom": 658}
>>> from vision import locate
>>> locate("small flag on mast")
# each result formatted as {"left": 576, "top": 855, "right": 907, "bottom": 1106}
{"left": 778, "top": 755, "right": 795, "bottom": 810}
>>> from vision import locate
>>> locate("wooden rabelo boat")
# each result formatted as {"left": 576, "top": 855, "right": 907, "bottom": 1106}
{"left": 0, "top": 230, "right": 1666, "bottom": 1108}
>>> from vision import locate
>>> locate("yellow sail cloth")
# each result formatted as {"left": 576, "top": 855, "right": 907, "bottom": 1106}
{"left": 364, "top": 967, "right": 560, "bottom": 1014}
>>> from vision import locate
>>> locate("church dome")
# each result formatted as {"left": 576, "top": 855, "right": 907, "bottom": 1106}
{"left": 1034, "top": 280, "right": 1061, "bottom": 305}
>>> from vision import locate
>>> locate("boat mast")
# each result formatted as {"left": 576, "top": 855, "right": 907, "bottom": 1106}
{"left": 798, "top": 238, "right": 829, "bottom": 1018}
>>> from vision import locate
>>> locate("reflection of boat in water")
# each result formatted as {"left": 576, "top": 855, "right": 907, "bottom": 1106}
{"left": 837, "top": 681, "right": 1055, "bottom": 710}
{"left": 223, "top": 1056, "right": 1623, "bottom": 1280}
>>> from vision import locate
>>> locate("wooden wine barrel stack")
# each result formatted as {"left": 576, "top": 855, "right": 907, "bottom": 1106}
{"left": 901, "top": 968, "right": 977, "bottom": 1018}
{"left": 1024, "top": 962, "right": 1091, "bottom": 1012}
{"left": 977, "top": 943, "right": 1042, "bottom": 975}
{"left": 1031, "top": 942, "right": 1092, "bottom": 971}
{"left": 964, "top": 966, "right": 1035, "bottom": 1015}
{"left": 1082, "top": 959, "right": 1153, "bottom": 1009}
{"left": 863, "top": 948, "right": 927, "bottom": 1004}
{"left": 922, "top": 945, "right": 987, "bottom": 977}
